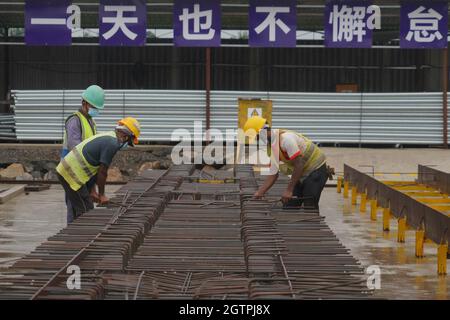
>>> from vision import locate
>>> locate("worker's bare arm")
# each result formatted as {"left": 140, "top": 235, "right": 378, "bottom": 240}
{"left": 96, "top": 164, "right": 109, "bottom": 204}
{"left": 282, "top": 157, "right": 305, "bottom": 203}
{"left": 254, "top": 173, "right": 279, "bottom": 198}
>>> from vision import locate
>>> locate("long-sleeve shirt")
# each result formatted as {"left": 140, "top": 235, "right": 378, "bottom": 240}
{"left": 65, "top": 116, "right": 82, "bottom": 151}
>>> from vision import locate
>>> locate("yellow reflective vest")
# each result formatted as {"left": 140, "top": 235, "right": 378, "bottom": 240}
{"left": 62, "top": 111, "right": 97, "bottom": 157}
{"left": 57, "top": 132, "right": 116, "bottom": 191}
{"left": 274, "top": 130, "right": 326, "bottom": 177}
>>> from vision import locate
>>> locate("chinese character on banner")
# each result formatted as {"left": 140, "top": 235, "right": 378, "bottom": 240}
{"left": 400, "top": 1, "right": 448, "bottom": 49}
{"left": 99, "top": 0, "right": 147, "bottom": 46}
{"left": 249, "top": 0, "right": 297, "bottom": 47}
{"left": 324, "top": 0, "right": 381, "bottom": 48}
{"left": 25, "top": 0, "right": 73, "bottom": 45}
{"left": 173, "top": 0, "right": 221, "bottom": 47}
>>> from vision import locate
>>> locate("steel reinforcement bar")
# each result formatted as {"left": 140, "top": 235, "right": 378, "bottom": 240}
{"left": 239, "top": 167, "right": 371, "bottom": 299}
{"left": 0, "top": 164, "right": 372, "bottom": 299}
{"left": 0, "top": 166, "right": 195, "bottom": 299}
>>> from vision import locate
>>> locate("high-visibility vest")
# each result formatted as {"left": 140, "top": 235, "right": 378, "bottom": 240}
{"left": 61, "top": 111, "right": 97, "bottom": 157}
{"left": 273, "top": 129, "right": 326, "bottom": 177}
{"left": 57, "top": 131, "right": 116, "bottom": 191}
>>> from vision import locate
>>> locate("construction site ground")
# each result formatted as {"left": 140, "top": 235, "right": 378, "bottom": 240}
{"left": 0, "top": 148, "right": 449, "bottom": 299}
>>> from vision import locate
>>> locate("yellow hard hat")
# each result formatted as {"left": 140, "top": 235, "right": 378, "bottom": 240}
{"left": 243, "top": 116, "right": 267, "bottom": 143}
{"left": 117, "top": 117, "right": 141, "bottom": 145}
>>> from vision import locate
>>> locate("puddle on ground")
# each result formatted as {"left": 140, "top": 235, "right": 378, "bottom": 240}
{"left": 0, "top": 185, "right": 119, "bottom": 269}
{"left": 320, "top": 188, "right": 449, "bottom": 300}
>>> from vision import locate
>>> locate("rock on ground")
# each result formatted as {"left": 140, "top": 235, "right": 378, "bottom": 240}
{"left": 16, "top": 172, "right": 33, "bottom": 181}
{"left": 0, "top": 163, "right": 25, "bottom": 179}
{"left": 43, "top": 171, "right": 57, "bottom": 181}
{"left": 139, "top": 161, "right": 161, "bottom": 173}
{"left": 107, "top": 167, "right": 124, "bottom": 182}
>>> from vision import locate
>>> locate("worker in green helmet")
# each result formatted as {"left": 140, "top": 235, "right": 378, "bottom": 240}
{"left": 61, "top": 85, "right": 105, "bottom": 224}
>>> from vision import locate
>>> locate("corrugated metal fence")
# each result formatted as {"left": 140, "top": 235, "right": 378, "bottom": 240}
{"left": 10, "top": 90, "right": 449, "bottom": 145}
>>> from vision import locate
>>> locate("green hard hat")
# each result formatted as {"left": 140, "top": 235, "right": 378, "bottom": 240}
{"left": 82, "top": 85, "right": 105, "bottom": 110}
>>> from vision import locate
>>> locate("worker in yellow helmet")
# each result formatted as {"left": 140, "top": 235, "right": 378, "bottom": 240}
{"left": 244, "top": 116, "right": 328, "bottom": 209}
{"left": 56, "top": 117, "right": 141, "bottom": 223}
{"left": 61, "top": 85, "right": 105, "bottom": 223}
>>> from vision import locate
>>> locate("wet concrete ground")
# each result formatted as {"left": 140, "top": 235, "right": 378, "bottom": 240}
{"left": 320, "top": 188, "right": 449, "bottom": 300}
{"left": 0, "top": 185, "right": 119, "bottom": 270}
{"left": 0, "top": 173, "right": 448, "bottom": 299}
{"left": 321, "top": 147, "right": 450, "bottom": 174}
{"left": 0, "top": 185, "right": 65, "bottom": 269}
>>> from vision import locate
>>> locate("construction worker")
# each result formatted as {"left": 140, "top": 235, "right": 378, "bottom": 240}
{"left": 244, "top": 116, "right": 328, "bottom": 209}
{"left": 61, "top": 85, "right": 105, "bottom": 223}
{"left": 56, "top": 117, "right": 141, "bottom": 223}
{"left": 62, "top": 85, "right": 104, "bottom": 157}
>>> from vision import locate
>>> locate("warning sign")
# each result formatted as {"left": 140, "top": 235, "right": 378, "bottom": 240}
{"left": 248, "top": 107, "right": 262, "bottom": 118}
{"left": 238, "top": 98, "right": 273, "bottom": 131}
{"left": 237, "top": 98, "right": 273, "bottom": 149}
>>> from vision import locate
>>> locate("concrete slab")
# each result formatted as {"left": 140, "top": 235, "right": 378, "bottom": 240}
{"left": 0, "top": 184, "right": 25, "bottom": 204}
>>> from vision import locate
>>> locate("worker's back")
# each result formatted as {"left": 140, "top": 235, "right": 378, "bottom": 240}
{"left": 57, "top": 131, "right": 120, "bottom": 191}
{"left": 272, "top": 129, "right": 326, "bottom": 178}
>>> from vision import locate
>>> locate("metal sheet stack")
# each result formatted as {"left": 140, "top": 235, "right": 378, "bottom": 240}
{"left": 11, "top": 89, "right": 449, "bottom": 144}
{"left": 0, "top": 114, "right": 15, "bottom": 140}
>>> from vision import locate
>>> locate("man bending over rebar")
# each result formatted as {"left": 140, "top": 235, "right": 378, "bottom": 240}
{"left": 244, "top": 116, "right": 328, "bottom": 210}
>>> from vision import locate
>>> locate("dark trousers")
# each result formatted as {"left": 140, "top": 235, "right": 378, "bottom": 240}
{"left": 58, "top": 172, "right": 94, "bottom": 223}
{"left": 64, "top": 175, "right": 96, "bottom": 223}
{"left": 285, "top": 163, "right": 329, "bottom": 210}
